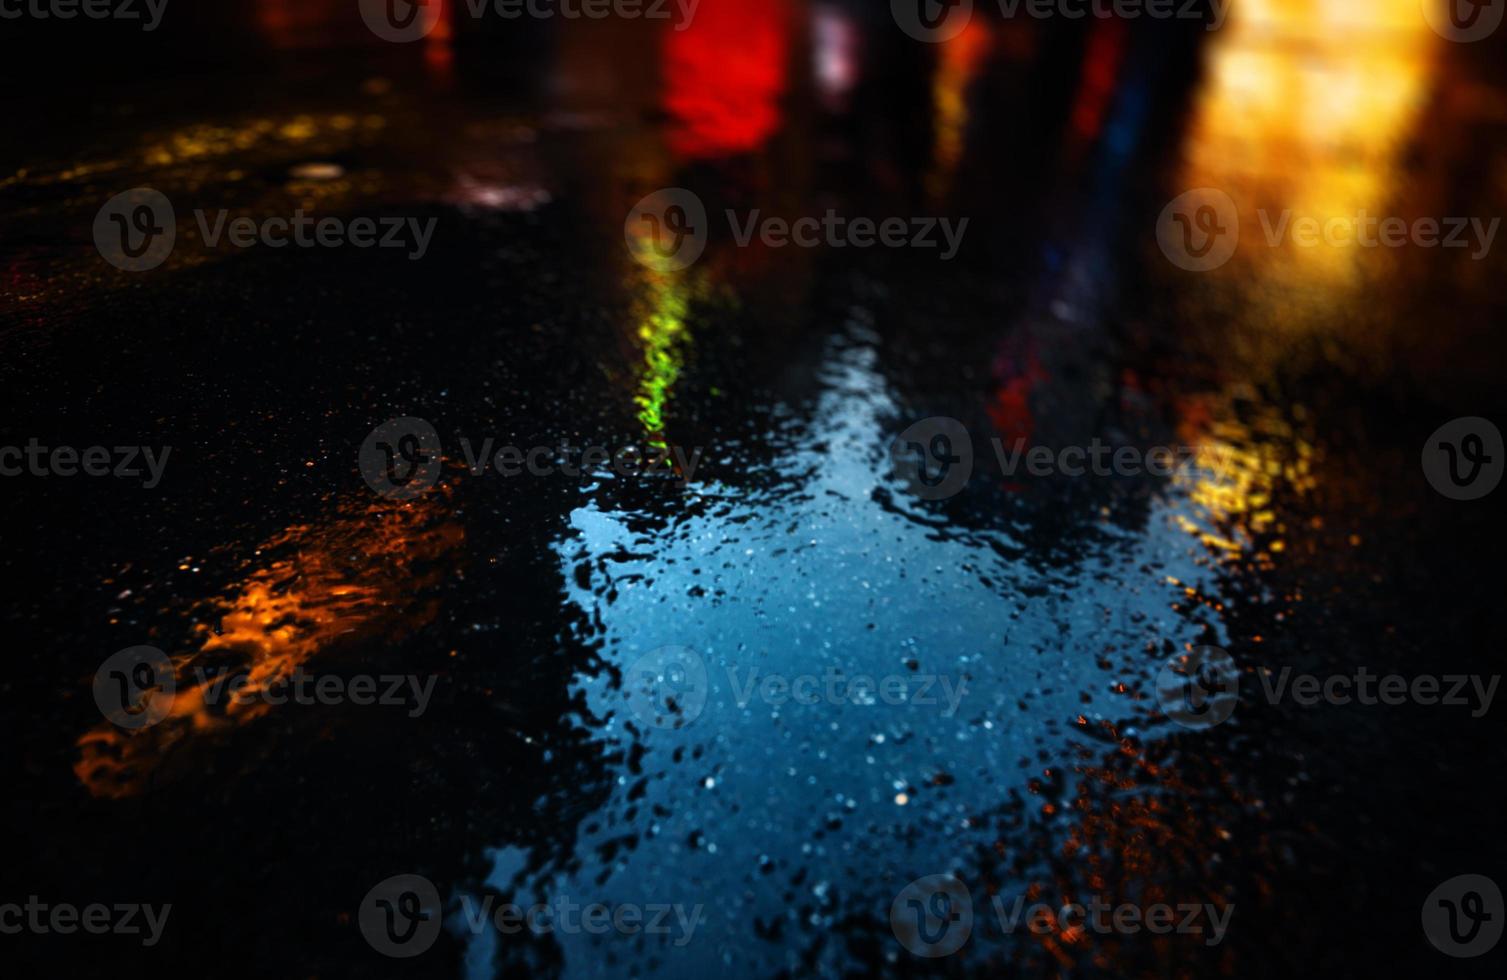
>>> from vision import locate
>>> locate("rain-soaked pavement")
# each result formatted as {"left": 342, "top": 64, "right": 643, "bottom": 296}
{"left": 4, "top": 1, "right": 1506, "bottom": 977}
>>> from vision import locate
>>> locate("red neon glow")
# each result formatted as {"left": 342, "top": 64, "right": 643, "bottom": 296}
{"left": 662, "top": 0, "right": 792, "bottom": 160}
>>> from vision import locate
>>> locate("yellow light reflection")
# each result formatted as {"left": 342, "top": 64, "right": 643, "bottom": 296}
{"left": 1170, "top": 0, "right": 1438, "bottom": 560}
{"left": 1180, "top": 0, "right": 1437, "bottom": 285}
{"left": 927, "top": 21, "right": 993, "bottom": 201}
{"left": 1175, "top": 399, "right": 1317, "bottom": 562}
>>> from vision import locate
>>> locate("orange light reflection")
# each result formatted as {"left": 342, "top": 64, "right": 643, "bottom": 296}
{"left": 75, "top": 494, "right": 461, "bottom": 799}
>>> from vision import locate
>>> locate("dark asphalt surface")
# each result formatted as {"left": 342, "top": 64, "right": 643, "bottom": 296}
{"left": 3, "top": 2, "right": 1506, "bottom": 978}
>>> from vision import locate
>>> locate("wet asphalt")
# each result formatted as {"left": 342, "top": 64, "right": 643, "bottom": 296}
{"left": 3, "top": 2, "right": 1506, "bottom": 978}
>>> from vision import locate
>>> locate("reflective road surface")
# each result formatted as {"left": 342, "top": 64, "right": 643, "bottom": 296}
{"left": 4, "top": 1, "right": 1506, "bottom": 977}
